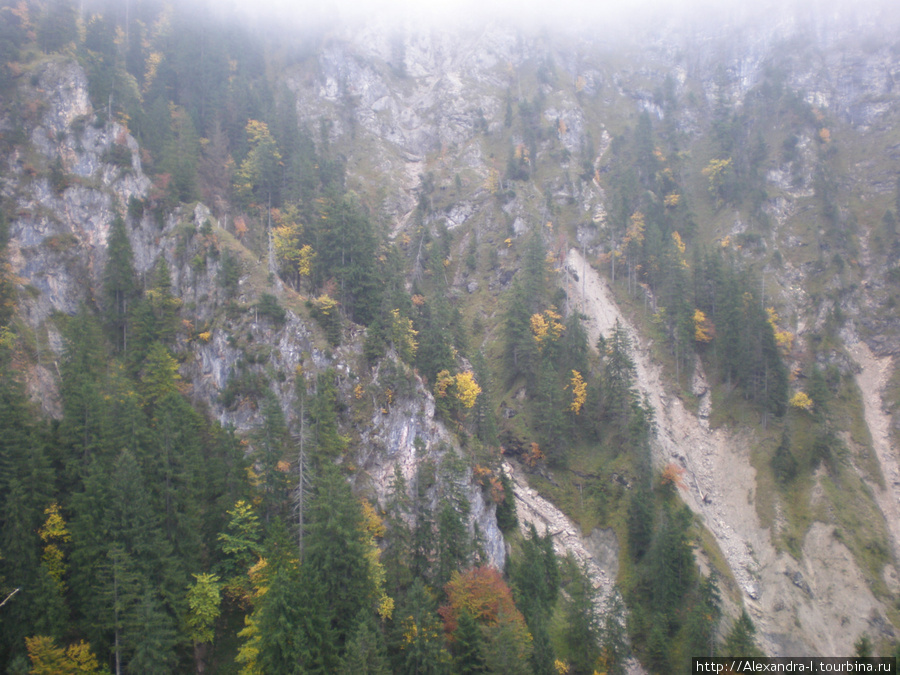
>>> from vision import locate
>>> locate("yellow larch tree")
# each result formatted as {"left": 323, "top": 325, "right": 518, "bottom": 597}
{"left": 701, "top": 157, "right": 732, "bottom": 205}
{"left": 39, "top": 503, "right": 70, "bottom": 588}
{"left": 790, "top": 391, "right": 813, "bottom": 412}
{"left": 568, "top": 370, "right": 587, "bottom": 414}
{"left": 454, "top": 371, "right": 481, "bottom": 409}
{"left": 693, "top": 309, "right": 715, "bottom": 343}
{"left": 360, "top": 499, "right": 394, "bottom": 619}
{"left": 766, "top": 307, "right": 795, "bottom": 356}
{"left": 531, "top": 308, "right": 565, "bottom": 351}
{"left": 390, "top": 309, "right": 418, "bottom": 363}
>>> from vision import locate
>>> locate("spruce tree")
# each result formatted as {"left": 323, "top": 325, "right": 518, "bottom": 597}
{"left": 340, "top": 614, "right": 391, "bottom": 675}
{"left": 599, "top": 590, "right": 629, "bottom": 675}
{"left": 127, "top": 588, "right": 179, "bottom": 675}
{"left": 303, "top": 465, "right": 372, "bottom": 650}
{"left": 253, "top": 391, "right": 291, "bottom": 523}
{"left": 436, "top": 500, "right": 470, "bottom": 589}
{"left": 503, "top": 278, "right": 537, "bottom": 381}
{"left": 254, "top": 563, "right": 307, "bottom": 675}
{"left": 59, "top": 311, "right": 108, "bottom": 472}
{"left": 310, "top": 369, "right": 347, "bottom": 463}
{"left": 382, "top": 468, "right": 414, "bottom": 594}
{"left": 103, "top": 216, "right": 136, "bottom": 350}
{"left": 561, "top": 559, "right": 601, "bottom": 674}
{"left": 453, "top": 608, "right": 487, "bottom": 674}
{"left": 390, "top": 578, "right": 450, "bottom": 675}
{"left": 147, "top": 391, "right": 204, "bottom": 573}
{"left": 722, "top": 609, "right": 761, "bottom": 656}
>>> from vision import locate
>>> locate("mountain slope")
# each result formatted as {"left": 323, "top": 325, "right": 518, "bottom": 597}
{"left": 3, "top": 0, "right": 900, "bottom": 670}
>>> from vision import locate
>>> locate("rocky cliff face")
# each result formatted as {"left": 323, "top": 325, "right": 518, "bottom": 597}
{"left": 1, "top": 56, "right": 505, "bottom": 570}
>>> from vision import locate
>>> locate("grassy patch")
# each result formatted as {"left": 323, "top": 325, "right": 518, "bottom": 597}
{"left": 749, "top": 403, "right": 893, "bottom": 597}
{"left": 883, "top": 360, "right": 900, "bottom": 455}
{"left": 748, "top": 418, "right": 816, "bottom": 559}
{"left": 821, "top": 470, "right": 891, "bottom": 587}
{"left": 829, "top": 373, "right": 882, "bottom": 486}
{"left": 695, "top": 525, "right": 742, "bottom": 603}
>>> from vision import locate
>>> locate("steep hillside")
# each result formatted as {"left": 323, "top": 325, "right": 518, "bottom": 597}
{"left": 3, "top": 0, "right": 900, "bottom": 672}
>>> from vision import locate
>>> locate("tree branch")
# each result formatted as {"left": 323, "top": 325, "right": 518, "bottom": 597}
{"left": 0, "top": 588, "right": 20, "bottom": 609}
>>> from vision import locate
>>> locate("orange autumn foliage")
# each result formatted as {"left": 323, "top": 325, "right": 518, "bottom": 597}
{"left": 439, "top": 566, "right": 529, "bottom": 638}
{"left": 660, "top": 463, "right": 687, "bottom": 490}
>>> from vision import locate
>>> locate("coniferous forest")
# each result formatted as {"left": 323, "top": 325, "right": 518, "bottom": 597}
{"left": 2, "top": 0, "right": 898, "bottom": 672}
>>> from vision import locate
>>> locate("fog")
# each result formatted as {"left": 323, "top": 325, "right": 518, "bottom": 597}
{"left": 201, "top": 0, "right": 900, "bottom": 45}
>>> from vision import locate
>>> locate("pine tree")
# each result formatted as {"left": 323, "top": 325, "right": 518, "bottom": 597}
{"left": 414, "top": 294, "right": 455, "bottom": 385}
{"left": 252, "top": 391, "right": 291, "bottom": 523}
{"left": 199, "top": 118, "right": 234, "bottom": 212}
{"left": 503, "top": 279, "right": 537, "bottom": 381}
{"left": 129, "top": 260, "right": 181, "bottom": 375}
{"left": 98, "top": 544, "right": 142, "bottom": 675}
{"left": 436, "top": 500, "right": 470, "bottom": 589}
{"left": 599, "top": 590, "right": 629, "bottom": 675}
{"left": 627, "top": 486, "right": 653, "bottom": 560}
{"left": 312, "top": 194, "right": 382, "bottom": 325}
{"left": 391, "top": 578, "right": 450, "bottom": 675}
{"left": 512, "top": 524, "right": 559, "bottom": 624}
{"left": 512, "top": 524, "right": 559, "bottom": 674}
{"left": 382, "top": 468, "right": 414, "bottom": 595}
{"left": 303, "top": 465, "right": 372, "bottom": 650}
{"left": 234, "top": 120, "right": 283, "bottom": 210}
{"left": 557, "top": 312, "right": 589, "bottom": 376}
{"left": 453, "top": 609, "right": 487, "bottom": 674}
{"left": 771, "top": 430, "right": 798, "bottom": 484}
{"left": 58, "top": 311, "right": 108, "bottom": 472}
{"left": 411, "top": 460, "right": 437, "bottom": 582}
{"left": 310, "top": 369, "right": 347, "bottom": 463}
{"left": 647, "top": 502, "right": 694, "bottom": 625}
{"left": 37, "top": 0, "right": 78, "bottom": 53}
{"left": 679, "top": 574, "right": 721, "bottom": 666}
{"left": 253, "top": 563, "right": 307, "bottom": 675}
{"left": 601, "top": 320, "right": 638, "bottom": 428}
{"left": 471, "top": 350, "right": 498, "bottom": 447}
{"left": 561, "top": 559, "right": 601, "bottom": 674}
{"left": 147, "top": 391, "right": 204, "bottom": 574}
{"left": 340, "top": 615, "right": 391, "bottom": 675}
{"left": 722, "top": 609, "right": 761, "bottom": 656}
{"left": 162, "top": 105, "right": 201, "bottom": 203}
{"left": 534, "top": 360, "right": 566, "bottom": 465}
{"left": 127, "top": 588, "right": 179, "bottom": 675}
{"left": 104, "top": 215, "right": 136, "bottom": 353}
{"left": 139, "top": 343, "right": 181, "bottom": 411}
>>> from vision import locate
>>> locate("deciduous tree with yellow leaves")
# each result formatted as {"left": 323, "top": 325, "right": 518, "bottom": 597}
{"left": 693, "top": 309, "right": 715, "bottom": 343}
{"left": 568, "top": 370, "right": 587, "bottom": 414}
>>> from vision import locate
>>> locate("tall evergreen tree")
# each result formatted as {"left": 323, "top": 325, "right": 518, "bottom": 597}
{"left": 340, "top": 614, "right": 391, "bottom": 675}
{"left": 561, "top": 559, "right": 601, "bottom": 675}
{"left": 512, "top": 524, "right": 559, "bottom": 674}
{"left": 503, "top": 278, "right": 537, "bottom": 381}
{"left": 104, "top": 215, "right": 136, "bottom": 353}
{"left": 390, "top": 578, "right": 450, "bottom": 675}
{"left": 453, "top": 608, "right": 487, "bottom": 674}
{"left": 303, "top": 465, "right": 372, "bottom": 650}
{"left": 252, "top": 391, "right": 291, "bottom": 523}
{"left": 313, "top": 194, "right": 382, "bottom": 324}
{"left": 127, "top": 587, "right": 179, "bottom": 675}
{"left": 310, "top": 369, "right": 347, "bottom": 463}
{"left": 58, "top": 311, "right": 109, "bottom": 472}
{"left": 721, "top": 609, "right": 761, "bottom": 656}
